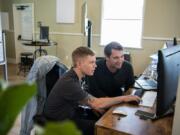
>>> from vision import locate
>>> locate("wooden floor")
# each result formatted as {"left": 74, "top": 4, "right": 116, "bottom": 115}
{"left": 0, "top": 63, "right": 27, "bottom": 135}
{"left": 0, "top": 63, "right": 26, "bottom": 83}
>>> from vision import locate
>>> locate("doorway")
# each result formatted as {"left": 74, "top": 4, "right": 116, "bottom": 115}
{"left": 13, "top": 3, "right": 35, "bottom": 63}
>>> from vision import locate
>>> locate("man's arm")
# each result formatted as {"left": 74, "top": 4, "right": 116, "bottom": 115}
{"left": 89, "top": 95, "right": 140, "bottom": 110}
{"left": 79, "top": 94, "right": 105, "bottom": 114}
{"left": 80, "top": 94, "right": 140, "bottom": 110}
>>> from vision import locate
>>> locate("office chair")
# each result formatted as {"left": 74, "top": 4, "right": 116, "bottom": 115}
{"left": 20, "top": 55, "right": 68, "bottom": 135}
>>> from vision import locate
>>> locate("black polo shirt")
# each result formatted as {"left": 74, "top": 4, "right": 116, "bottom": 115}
{"left": 44, "top": 69, "right": 88, "bottom": 121}
{"left": 86, "top": 59, "right": 135, "bottom": 97}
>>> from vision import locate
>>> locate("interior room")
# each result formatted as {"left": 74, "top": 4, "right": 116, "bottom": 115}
{"left": 0, "top": 0, "right": 180, "bottom": 135}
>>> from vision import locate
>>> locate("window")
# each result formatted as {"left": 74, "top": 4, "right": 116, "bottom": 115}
{"left": 100, "top": 0, "right": 145, "bottom": 48}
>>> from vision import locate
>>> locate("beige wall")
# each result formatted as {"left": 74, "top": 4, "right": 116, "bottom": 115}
{"left": 0, "top": 2, "right": 1, "bottom": 10}
{"left": 1, "top": 0, "right": 16, "bottom": 59}
{"left": 144, "top": 0, "right": 180, "bottom": 37}
{"left": 2, "top": 0, "right": 180, "bottom": 75}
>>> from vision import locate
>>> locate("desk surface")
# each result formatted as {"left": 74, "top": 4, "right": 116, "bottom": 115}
{"left": 95, "top": 104, "right": 173, "bottom": 135}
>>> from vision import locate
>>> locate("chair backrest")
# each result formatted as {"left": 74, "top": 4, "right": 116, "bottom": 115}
{"left": 46, "top": 64, "right": 68, "bottom": 97}
{"left": 20, "top": 56, "right": 68, "bottom": 135}
{"left": 33, "top": 63, "right": 68, "bottom": 126}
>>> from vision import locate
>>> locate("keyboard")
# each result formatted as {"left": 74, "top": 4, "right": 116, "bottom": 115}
{"left": 139, "top": 91, "right": 157, "bottom": 107}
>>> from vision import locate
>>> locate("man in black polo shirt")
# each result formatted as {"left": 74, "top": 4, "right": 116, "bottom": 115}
{"left": 87, "top": 42, "right": 135, "bottom": 97}
{"left": 44, "top": 47, "right": 140, "bottom": 135}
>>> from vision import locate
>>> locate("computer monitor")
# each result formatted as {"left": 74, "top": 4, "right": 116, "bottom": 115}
{"left": 40, "top": 26, "right": 49, "bottom": 41}
{"left": 81, "top": 1, "right": 88, "bottom": 36}
{"left": 156, "top": 45, "right": 180, "bottom": 117}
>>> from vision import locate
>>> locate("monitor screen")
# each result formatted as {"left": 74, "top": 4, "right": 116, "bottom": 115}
{"left": 156, "top": 45, "right": 180, "bottom": 117}
{"left": 40, "top": 26, "right": 49, "bottom": 41}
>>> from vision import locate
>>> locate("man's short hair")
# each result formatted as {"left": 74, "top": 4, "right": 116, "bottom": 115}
{"left": 104, "top": 42, "right": 123, "bottom": 57}
{"left": 72, "top": 46, "right": 95, "bottom": 67}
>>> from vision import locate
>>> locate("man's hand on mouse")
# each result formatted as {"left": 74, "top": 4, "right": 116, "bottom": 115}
{"left": 121, "top": 95, "right": 141, "bottom": 103}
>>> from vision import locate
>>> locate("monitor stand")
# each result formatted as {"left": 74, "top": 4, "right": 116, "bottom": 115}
{"left": 154, "top": 104, "right": 175, "bottom": 120}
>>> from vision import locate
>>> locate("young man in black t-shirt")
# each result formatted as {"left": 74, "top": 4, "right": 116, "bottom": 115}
{"left": 87, "top": 42, "right": 135, "bottom": 97}
{"left": 44, "top": 47, "right": 140, "bottom": 135}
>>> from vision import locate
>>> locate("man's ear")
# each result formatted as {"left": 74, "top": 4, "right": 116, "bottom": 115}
{"left": 76, "top": 61, "right": 80, "bottom": 68}
{"left": 76, "top": 58, "right": 83, "bottom": 67}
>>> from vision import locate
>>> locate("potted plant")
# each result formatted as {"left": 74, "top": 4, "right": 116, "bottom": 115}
{"left": 0, "top": 81, "right": 81, "bottom": 135}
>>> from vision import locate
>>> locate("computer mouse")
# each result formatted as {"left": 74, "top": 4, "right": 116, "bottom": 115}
{"left": 128, "top": 100, "right": 140, "bottom": 105}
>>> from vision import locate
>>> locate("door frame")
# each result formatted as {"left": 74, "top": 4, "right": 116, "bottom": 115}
{"left": 12, "top": 3, "right": 35, "bottom": 63}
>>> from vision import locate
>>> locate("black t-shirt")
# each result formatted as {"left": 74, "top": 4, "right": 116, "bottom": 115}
{"left": 86, "top": 59, "right": 135, "bottom": 97}
{"left": 44, "top": 69, "right": 88, "bottom": 121}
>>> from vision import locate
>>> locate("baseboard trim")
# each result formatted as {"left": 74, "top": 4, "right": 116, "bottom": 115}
{"left": 142, "top": 36, "right": 180, "bottom": 41}
{"left": 7, "top": 58, "right": 17, "bottom": 64}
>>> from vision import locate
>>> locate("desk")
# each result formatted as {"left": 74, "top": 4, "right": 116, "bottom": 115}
{"left": 95, "top": 103, "right": 173, "bottom": 135}
{"left": 23, "top": 41, "right": 57, "bottom": 58}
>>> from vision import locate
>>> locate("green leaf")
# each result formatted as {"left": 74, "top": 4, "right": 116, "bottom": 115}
{"left": 0, "top": 82, "right": 36, "bottom": 135}
{"left": 41, "top": 121, "right": 81, "bottom": 135}
{"left": 0, "top": 80, "right": 8, "bottom": 96}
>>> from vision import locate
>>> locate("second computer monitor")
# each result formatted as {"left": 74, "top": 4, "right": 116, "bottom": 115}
{"left": 40, "top": 26, "right": 49, "bottom": 41}
{"left": 156, "top": 45, "right": 180, "bottom": 117}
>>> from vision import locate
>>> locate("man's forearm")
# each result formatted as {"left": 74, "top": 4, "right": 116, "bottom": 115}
{"left": 93, "top": 96, "right": 124, "bottom": 109}
{"left": 80, "top": 94, "right": 140, "bottom": 111}
{"left": 79, "top": 93, "right": 97, "bottom": 105}
{"left": 89, "top": 95, "right": 139, "bottom": 110}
